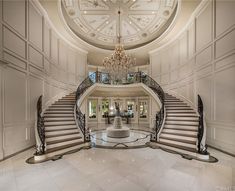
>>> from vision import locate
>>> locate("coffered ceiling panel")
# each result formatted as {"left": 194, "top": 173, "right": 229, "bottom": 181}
{"left": 62, "top": 0, "right": 178, "bottom": 50}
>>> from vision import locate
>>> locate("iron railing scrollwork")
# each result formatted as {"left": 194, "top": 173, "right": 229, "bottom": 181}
{"left": 75, "top": 73, "right": 96, "bottom": 142}
{"left": 75, "top": 71, "right": 165, "bottom": 142}
{"left": 35, "top": 95, "right": 45, "bottom": 155}
{"left": 197, "top": 95, "right": 208, "bottom": 154}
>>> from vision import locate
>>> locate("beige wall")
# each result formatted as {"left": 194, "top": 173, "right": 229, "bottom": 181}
{"left": 0, "top": 0, "right": 87, "bottom": 159}
{"left": 150, "top": 0, "right": 235, "bottom": 154}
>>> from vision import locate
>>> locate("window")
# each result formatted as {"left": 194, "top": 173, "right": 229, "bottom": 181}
{"left": 89, "top": 71, "right": 96, "bottom": 83}
{"left": 139, "top": 100, "right": 148, "bottom": 118}
{"left": 127, "top": 100, "right": 135, "bottom": 118}
{"left": 102, "top": 99, "right": 109, "bottom": 118}
{"left": 88, "top": 99, "right": 97, "bottom": 119}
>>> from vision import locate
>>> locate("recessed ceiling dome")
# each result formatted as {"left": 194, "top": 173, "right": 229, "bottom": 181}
{"left": 62, "top": 0, "right": 178, "bottom": 50}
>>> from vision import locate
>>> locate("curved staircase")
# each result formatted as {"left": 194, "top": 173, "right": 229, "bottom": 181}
{"left": 155, "top": 93, "right": 199, "bottom": 156}
{"left": 34, "top": 92, "right": 88, "bottom": 161}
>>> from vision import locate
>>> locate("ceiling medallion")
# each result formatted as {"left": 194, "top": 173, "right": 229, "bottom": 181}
{"left": 103, "top": 9, "right": 135, "bottom": 82}
{"left": 62, "top": 0, "right": 178, "bottom": 50}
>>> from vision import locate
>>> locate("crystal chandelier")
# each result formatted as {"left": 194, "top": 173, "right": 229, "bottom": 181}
{"left": 103, "top": 7, "right": 135, "bottom": 82}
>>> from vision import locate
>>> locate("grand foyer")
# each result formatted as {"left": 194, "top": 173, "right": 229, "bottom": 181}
{"left": 0, "top": 0, "right": 235, "bottom": 190}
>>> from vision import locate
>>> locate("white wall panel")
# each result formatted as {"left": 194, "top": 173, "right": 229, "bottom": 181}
{"left": 3, "top": 27, "right": 26, "bottom": 58}
{"left": 170, "top": 42, "right": 179, "bottom": 70}
{"left": 196, "top": 76, "right": 212, "bottom": 120}
{"left": 188, "top": 22, "right": 195, "bottom": 58}
{"left": 4, "top": 68, "right": 26, "bottom": 123}
{"left": 215, "top": 29, "right": 235, "bottom": 59}
{"left": 214, "top": 67, "right": 235, "bottom": 122}
{"left": 196, "top": 46, "right": 212, "bottom": 69}
{"left": 68, "top": 50, "right": 76, "bottom": 74}
{"left": 196, "top": 2, "right": 212, "bottom": 51}
{"left": 29, "top": 46, "right": 43, "bottom": 69}
{"left": 179, "top": 33, "right": 188, "bottom": 64}
{"left": 0, "top": 67, "right": 3, "bottom": 159}
{"left": 44, "top": 22, "right": 50, "bottom": 58}
{"left": 29, "top": 75, "right": 43, "bottom": 120}
{"left": 51, "top": 31, "right": 58, "bottom": 64}
{"left": 44, "top": 58, "right": 50, "bottom": 74}
{"left": 215, "top": 0, "right": 235, "bottom": 37}
{"left": 29, "top": 2, "right": 43, "bottom": 50}
{"left": 3, "top": 0, "right": 26, "bottom": 37}
{"left": 161, "top": 50, "right": 170, "bottom": 73}
{"left": 151, "top": 52, "right": 161, "bottom": 76}
{"left": 3, "top": 51, "right": 26, "bottom": 69}
{"left": 59, "top": 40, "right": 67, "bottom": 70}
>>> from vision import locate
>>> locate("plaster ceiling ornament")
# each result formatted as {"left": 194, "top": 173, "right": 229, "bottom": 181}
{"left": 62, "top": 0, "right": 178, "bottom": 50}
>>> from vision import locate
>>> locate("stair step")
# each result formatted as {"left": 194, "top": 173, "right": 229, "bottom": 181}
{"left": 44, "top": 121, "right": 76, "bottom": 126}
{"left": 166, "top": 113, "right": 198, "bottom": 117}
{"left": 162, "top": 128, "right": 198, "bottom": 136}
{"left": 44, "top": 111, "right": 74, "bottom": 114}
{"left": 165, "top": 105, "right": 188, "bottom": 107}
{"left": 156, "top": 141, "right": 197, "bottom": 153}
{"left": 165, "top": 100, "right": 182, "bottom": 103}
{"left": 164, "top": 124, "right": 198, "bottom": 131}
{"left": 49, "top": 105, "right": 74, "bottom": 108}
{"left": 165, "top": 102, "right": 187, "bottom": 105}
{"left": 161, "top": 132, "right": 197, "bottom": 140}
{"left": 44, "top": 113, "right": 74, "bottom": 117}
{"left": 166, "top": 107, "right": 193, "bottom": 110}
{"left": 44, "top": 115, "right": 74, "bottom": 118}
{"left": 45, "top": 124, "right": 78, "bottom": 131}
{"left": 45, "top": 129, "right": 78, "bottom": 136}
{"left": 166, "top": 110, "right": 195, "bottom": 113}
{"left": 165, "top": 120, "right": 198, "bottom": 126}
{"left": 46, "top": 141, "right": 84, "bottom": 154}
{"left": 53, "top": 103, "right": 75, "bottom": 106}
{"left": 46, "top": 132, "right": 79, "bottom": 138}
{"left": 44, "top": 118, "right": 75, "bottom": 122}
{"left": 166, "top": 116, "right": 199, "bottom": 121}
{"left": 47, "top": 136, "right": 82, "bottom": 145}
{"left": 159, "top": 137, "right": 196, "bottom": 148}
{"left": 47, "top": 108, "right": 74, "bottom": 111}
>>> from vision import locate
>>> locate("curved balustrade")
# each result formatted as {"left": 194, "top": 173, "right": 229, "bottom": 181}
{"left": 35, "top": 95, "right": 45, "bottom": 155}
{"left": 75, "top": 71, "right": 165, "bottom": 142}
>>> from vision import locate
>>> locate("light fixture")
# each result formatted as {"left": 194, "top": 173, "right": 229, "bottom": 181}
{"left": 103, "top": 3, "right": 135, "bottom": 82}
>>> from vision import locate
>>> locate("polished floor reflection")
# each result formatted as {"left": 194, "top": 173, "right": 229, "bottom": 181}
{"left": 91, "top": 130, "right": 150, "bottom": 148}
{"left": 0, "top": 147, "right": 234, "bottom": 191}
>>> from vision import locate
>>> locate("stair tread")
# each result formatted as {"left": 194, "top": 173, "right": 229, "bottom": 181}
{"left": 166, "top": 119, "right": 199, "bottom": 122}
{"left": 44, "top": 119, "right": 75, "bottom": 122}
{"left": 45, "top": 123, "right": 76, "bottom": 127}
{"left": 161, "top": 132, "right": 197, "bottom": 138}
{"left": 46, "top": 132, "right": 79, "bottom": 138}
{"left": 165, "top": 122, "right": 197, "bottom": 126}
{"left": 45, "top": 127, "right": 78, "bottom": 132}
{"left": 46, "top": 141, "right": 84, "bottom": 153}
{"left": 164, "top": 127, "right": 197, "bottom": 132}
{"left": 160, "top": 136, "right": 196, "bottom": 144}
{"left": 47, "top": 136, "right": 82, "bottom": 145}
{"left": 157, "top": 141, "right": 197, "bottom": 153}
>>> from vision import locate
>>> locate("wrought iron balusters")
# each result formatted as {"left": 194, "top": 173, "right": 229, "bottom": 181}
{"left": 35, "top": 95, "right": 45, "bottom": 155}
{"left": 197, "top": 95, "right": 208, "bottom": 154}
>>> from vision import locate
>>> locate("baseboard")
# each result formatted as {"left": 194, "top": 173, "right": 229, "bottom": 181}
{"left": 0, "top": 145, "right": 34, "bottom": 162}
{"left": 208, "top": 145, "right": 235, "bottom": 158}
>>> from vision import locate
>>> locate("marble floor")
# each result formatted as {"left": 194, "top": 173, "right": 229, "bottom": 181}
{"left": 0, "top": 147, "right": 234, "bottom": 191}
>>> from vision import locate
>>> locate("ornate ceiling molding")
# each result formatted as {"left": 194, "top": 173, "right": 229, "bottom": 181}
{"left": 61, "top": 0, "right": 178, "bottom": 50}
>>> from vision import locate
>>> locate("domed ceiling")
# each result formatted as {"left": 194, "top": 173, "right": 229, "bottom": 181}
{"left": 62, "top": 0, "right": 178, "bottom": 50}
